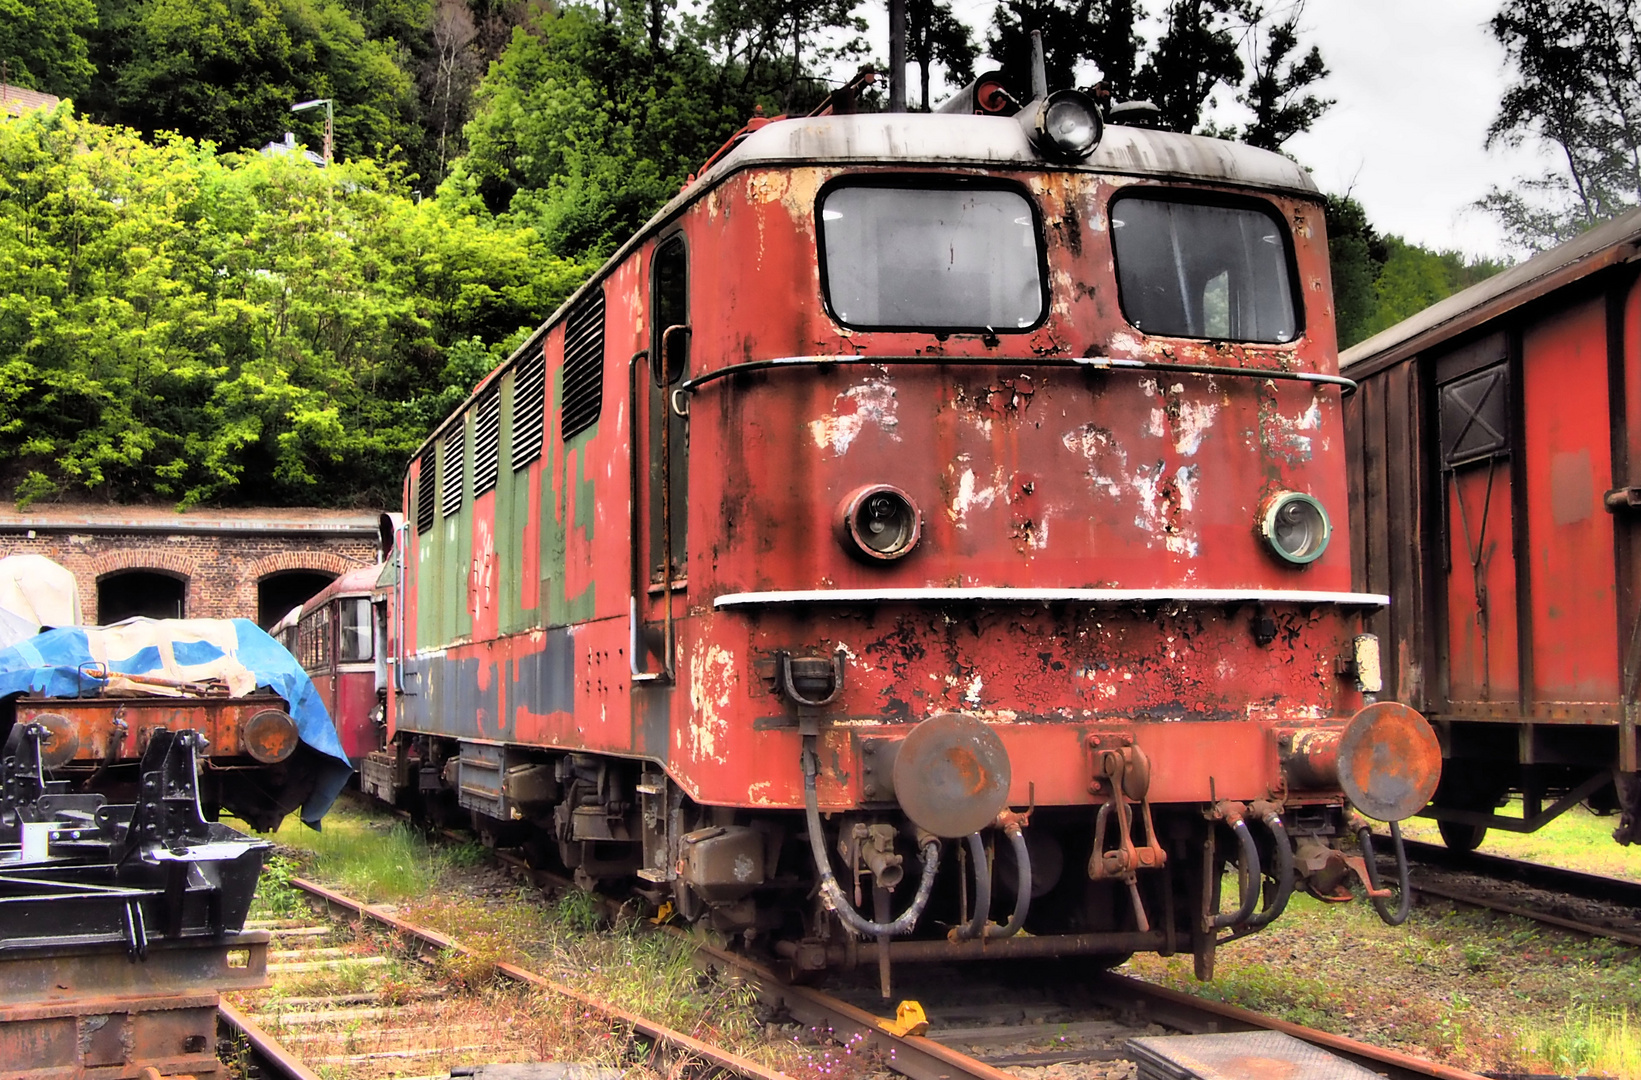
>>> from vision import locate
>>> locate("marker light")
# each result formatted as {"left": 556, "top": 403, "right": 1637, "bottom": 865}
{"left": 1260, "top": 491, "right": 1330, "bottom": 565}
{"left": 1022, "top": 90, "right": 1103, "bottom": 161}
{"left": 840, "top": 485, "right": 921, "bottom": 561}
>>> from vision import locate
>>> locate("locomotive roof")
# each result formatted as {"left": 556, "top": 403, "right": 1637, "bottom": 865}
{"left": 703, "top": 114, "right": 1318, "bottom": 196}
{"left": 1340, "top": 204, "right": 1641, "bottom": 377}
{"left": 412, "top": 115, "right": 1318, "bottom": 462}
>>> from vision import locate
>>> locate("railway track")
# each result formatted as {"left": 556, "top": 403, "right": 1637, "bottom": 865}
{"left": 1388, "top": 835, "right": 1641, "bottom": 947}
{"left": 220, "top": 861, "right": 1488, "bottom": 1080}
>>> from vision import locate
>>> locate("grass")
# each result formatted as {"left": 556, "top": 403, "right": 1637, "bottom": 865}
{"left": 252, "top": 802, "right": 876, "bottom": 1080}
{"left": 1519, "top": 1007, "right": 1640, "bottom": 1078}
{"left": 1397, "top": 797, "right": 1641, "bottom": 882}
{"left": 1124, "top": 878, "right": 1641, "bottom": 1077}
{"left": 245, "top": 806, "right": 457, "bottom": 904}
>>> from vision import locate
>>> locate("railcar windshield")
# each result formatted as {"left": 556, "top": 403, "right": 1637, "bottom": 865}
{"left": 339, "top": 597, "right": 373, "bottom": 663}
{"left": 819, "top": 184, "right": 1044, "bottom": 330}
{"left": 1110, "top": 196, "right": 1298, "bottom": 344}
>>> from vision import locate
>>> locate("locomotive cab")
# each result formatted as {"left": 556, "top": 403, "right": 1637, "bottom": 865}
{"left": 381, "top": 63, "right": 1441, "bottom": 987}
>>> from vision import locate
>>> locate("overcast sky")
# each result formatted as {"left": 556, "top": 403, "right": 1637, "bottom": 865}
{"left": 909, "top": 0, "right": 1549, "bottom": 262}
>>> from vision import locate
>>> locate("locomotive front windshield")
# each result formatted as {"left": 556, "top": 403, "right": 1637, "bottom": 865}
{"left": 819, "top": 184, "right": 1044, "bottom": 330}
{"left": 1110, "top": 196, "right": 1298, "bottom": 343}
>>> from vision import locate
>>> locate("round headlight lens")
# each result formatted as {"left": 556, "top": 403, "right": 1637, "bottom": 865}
{"left": 1027, "top": 89, "right": 1102, "bottom": 161}
{"left": 841, "top": 485, "right": 921, "bottom": 561}
{"left": 1260, "top": 492, "right": 1330, "bottom": 564}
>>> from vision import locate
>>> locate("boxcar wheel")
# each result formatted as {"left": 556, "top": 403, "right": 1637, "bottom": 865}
{"left": 1437, "top": 817, "right": 1487, "bottom": 852}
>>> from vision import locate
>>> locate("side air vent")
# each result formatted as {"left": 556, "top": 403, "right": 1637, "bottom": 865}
{"left": 513, "top": 348, "right": 545, "bottom": 469}
{"left": 415, "top": 446, "right": 436, "bottom": 533}
{"left": 474, "top": 385, "right": 500, "bottom": 495}
{"left": 441, "top": 428, "right": 465, "bottom": 518}
{"left": 561, "top": 288, "right": 606, "bottom": 441}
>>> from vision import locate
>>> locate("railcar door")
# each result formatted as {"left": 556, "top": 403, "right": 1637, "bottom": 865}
{"left": 633, "top": 233, "right": 690, "bottom": 678}
{"left": 1435, "top": 339, "right": 1520, "bottom": 712}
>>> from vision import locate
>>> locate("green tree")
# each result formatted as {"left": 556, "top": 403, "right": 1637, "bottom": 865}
{"left": 96, "top": 0, "right": 418, "bottom": 161}
{"left": 1236, "top": 1, "right": 1329, "bottom": 150}
{"left": 1482, "top": 0, "right": 1641, "bottom": 251}
{"left": 457, "top": 2, "right": 772, "bottom": 257}
{"left": 1324, "top": 194, "right": 1387, "bottom": 349}
{"left": 0, "top": 104, "right": 590, "bottom": 508}
{"left": 0, "top": 0, "right": 98, "bottom": 97}
{"left": 907, "top": 0, "right": 976, "bottom": 110}
{"left": 1133, "top": 0, "right": 1245, "bottom": 134}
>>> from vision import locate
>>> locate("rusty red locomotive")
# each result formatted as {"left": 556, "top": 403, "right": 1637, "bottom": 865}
{"left": 365, "top": 65, "right": 1442, "bottom": 983}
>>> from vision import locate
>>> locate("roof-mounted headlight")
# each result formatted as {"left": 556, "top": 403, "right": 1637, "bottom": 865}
{"left": 1021, "top": 89, "right": 1102, "bottom": 162}
{"left": 1259, "top": 491, "right": 1330, "bottom": 565}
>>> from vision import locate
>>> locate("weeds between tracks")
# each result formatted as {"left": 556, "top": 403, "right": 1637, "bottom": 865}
{"left": 242, "top": 807, "right": 887, "bottom": 1080}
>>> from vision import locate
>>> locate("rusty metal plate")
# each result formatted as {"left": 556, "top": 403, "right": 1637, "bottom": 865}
{"left": 891, "top": 713, "right": 1011, "bottom": 838}
{"left": 30, "top": 712, "right": 79, "bottom": 769}
{"left": 1336, "top": 702, "right": 1441, "bottom": 823}
{"left": 242, "top": 708, "right": 299, "bottom": 764}
{"left": 1128, "top": 1031, "right": 1384, "bottom": 1079}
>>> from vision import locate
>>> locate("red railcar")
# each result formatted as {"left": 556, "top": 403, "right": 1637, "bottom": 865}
{"left": 1342, "top": 209, "right": 1641, "bottom": 851}
{"left": 275, "top": 514, "right": 401, "bottom": 767}
{"left": 368, "top": 70, "right": 1440, "bottom": 982}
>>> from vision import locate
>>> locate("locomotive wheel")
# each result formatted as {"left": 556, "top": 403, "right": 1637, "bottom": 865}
{"left": 1437, "top": 817, "right": 1488, "bottom": 853}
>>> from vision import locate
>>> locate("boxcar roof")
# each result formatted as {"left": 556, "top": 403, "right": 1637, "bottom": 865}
{"left": 1340, "top": 204, "right": 1641, "bottom": 377}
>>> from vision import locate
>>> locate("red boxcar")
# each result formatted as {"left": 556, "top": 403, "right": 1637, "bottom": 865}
{"left": 1342, "top": 209, "right": 1641, "bottom": 850}
{"left": 369, "top": 73, "right": 1440, "bottom": 982}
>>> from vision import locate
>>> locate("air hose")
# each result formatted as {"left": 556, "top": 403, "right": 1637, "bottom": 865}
{"left": 1209, "top": 817, "right": 1262, "bottom": 929}
{"left": 953, "top": 832, "right": 992, "bottom": 941}
{"left": 1357, "top": 819, "right": 1412, "bottom": 926}
{"left": 1246, "top": 806, "right": 1295, "bottom": 928}
{"left": 802, "top": 734, "right": 940, "bottom": 938}
{"left": 987, "top": 822, "right": 1031, "bottom": 938}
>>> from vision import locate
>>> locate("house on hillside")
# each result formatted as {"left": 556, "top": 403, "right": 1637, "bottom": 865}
{"left": 2, "top": 84, "right": 62, "bottom": 118}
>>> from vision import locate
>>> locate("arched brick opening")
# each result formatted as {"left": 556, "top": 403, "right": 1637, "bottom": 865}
{"left": 257, "top": 570, "right": 336, "bottom": 629}
{"left": 247, "top": 551, "right": 358, "bottom": 580}
{"left": 98, "top": 568, "right": 188, "bottom": 622}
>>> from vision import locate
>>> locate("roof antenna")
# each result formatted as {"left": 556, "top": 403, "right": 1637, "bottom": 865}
{"left": 1029, "top": 30, "right": 1048, "bottom": 101}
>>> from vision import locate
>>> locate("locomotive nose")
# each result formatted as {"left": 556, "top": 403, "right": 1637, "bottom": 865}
{"left": 891, "top": 713, "right": 1012, "bottom": 837}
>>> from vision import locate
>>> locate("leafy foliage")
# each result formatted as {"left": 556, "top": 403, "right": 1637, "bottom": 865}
{"left": 1483, "top": 0, "right": 1641, "bottom": 252}
{"left": 985, "top": 0, "right": 1328, "bottom": 149}
{"left": 1324, "top": 194, "right": 1505, "bottom": 350}
{"left": 0, "top": 0, "right": 99, "bottom": 97}
{"left": 0, "top": 105, "right": 593, "bottom": 507}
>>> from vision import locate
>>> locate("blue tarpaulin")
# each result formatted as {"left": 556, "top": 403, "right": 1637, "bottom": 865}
{"left": 0, "top": 617, "right": 352, "bottom": 825}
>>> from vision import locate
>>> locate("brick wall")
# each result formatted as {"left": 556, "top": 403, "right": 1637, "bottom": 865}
{"left": 0, "top": 509, "right": 380, "bottom": 624}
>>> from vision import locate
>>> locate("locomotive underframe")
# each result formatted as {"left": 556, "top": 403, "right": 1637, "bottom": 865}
{"left": 363, "top": 728, "right": 1362, "bottom": 978}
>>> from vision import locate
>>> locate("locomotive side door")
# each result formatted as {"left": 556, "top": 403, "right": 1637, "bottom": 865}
{"left": 633, "top": 233, "right": 690, "bottom": 680}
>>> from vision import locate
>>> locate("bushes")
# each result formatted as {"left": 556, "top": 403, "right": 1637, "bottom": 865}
{"left": 0, "top": 105, "right": 594, "bottom": 507}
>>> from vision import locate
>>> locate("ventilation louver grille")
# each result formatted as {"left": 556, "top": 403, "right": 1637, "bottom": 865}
{"left": 415, "top": 446, "right": 436, "bottom": 533}
{"left": 561, "top": 289, "right": 606, "bottom": 441}
{"left": 474, "top": 386, "right": 501, "bottom": 495}
{"left": 441, "top": 431, "right": 465, "bottom": 518}
{"left": 513, "top": 348, "right": 545, "bottom": 469}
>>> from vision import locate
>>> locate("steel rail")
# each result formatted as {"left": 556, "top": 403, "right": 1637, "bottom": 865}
{"left": 1089, "top": 971, "right": 1487, "bottom": 1080}
{"left": 218, "top": 999, "right": 324, "bottom": 1080}
{"left": 1387, "top": 835, "right": 1641, "bottom": 946}
{"left": 488, "top": 851, "right": 1469, "bottom": 1080}
{"left": 1397, "top": 836, "right": 1641, "bottom": 906}
{"left": 285, "top": 876, "right": 796, "bottom": 1080}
